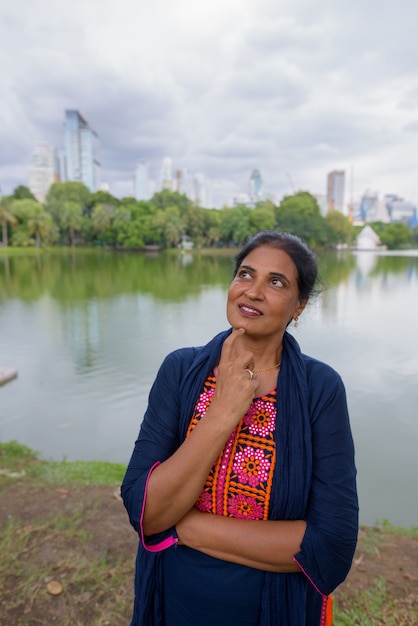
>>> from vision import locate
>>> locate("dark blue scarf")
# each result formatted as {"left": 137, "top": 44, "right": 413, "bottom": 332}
{"left": 176, "top": 329, "right": 312, "bottom": 625}
{"left": 128, "top": 329, "right": 357, "bottom": 625}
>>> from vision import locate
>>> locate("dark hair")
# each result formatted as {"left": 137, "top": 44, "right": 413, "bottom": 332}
{"left": 233, "top": 230, "right": 319, "bottom": 301}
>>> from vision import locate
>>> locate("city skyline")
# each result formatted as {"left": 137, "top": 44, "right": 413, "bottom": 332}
{"left": 1, "top": 1, "right": 418, "bottom": 209}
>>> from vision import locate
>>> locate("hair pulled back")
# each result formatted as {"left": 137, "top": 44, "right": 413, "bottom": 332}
{"left": 233, "top": 230, "right": 319, "bottom": 301}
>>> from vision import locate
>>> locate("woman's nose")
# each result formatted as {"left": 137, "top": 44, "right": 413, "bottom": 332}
{"left": 245, "top": 282, "right": 264, "bottom": 300}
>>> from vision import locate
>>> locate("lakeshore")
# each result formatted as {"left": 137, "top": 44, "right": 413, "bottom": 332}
{"left": 0, "top": 441, "right": 417, "bottom": 625}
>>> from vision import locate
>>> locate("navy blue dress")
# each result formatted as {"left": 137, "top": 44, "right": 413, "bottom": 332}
{"left": 163, "top": 545, "right": 265, "bottom": 626}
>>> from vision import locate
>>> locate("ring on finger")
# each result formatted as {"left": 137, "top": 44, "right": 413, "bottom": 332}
{"left": 245, "top": 368, "right": 255, "bottom": 381}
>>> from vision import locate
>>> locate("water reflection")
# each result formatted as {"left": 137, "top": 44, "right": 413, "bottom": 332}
{"left": 0, "top": 249, "right": 234, "bottom": 303}
{"left": 1, "top": 248, "right": 417, "bottom": 526}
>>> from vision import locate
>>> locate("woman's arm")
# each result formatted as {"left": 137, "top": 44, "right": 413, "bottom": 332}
{"left": 294, "top": 362, "right": 359, "bottom": 594}
{"left": 176, "top": 362, "right": 357, "bottom": 583}
{"left": 176, "top": 507, "right": 306, "bottom": 572}
{"left": 142, "top": 329, "right": 259, "bottom": 535}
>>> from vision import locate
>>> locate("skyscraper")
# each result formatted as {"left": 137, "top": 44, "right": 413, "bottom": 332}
{"left": 249, "top": 169, "right": 263, "bottom": 203}
{"left": 62, "top": 110, "right": 100, "bottom": 192}
{"left": 160, "top": 156, "right": 174, "bottom": 190}
{"left": 326, "top": 170, "right": 345, "bottom": 213}
{"left": 28, "top": 143, "right": 60, "bottom": 203}
{"left": 134, "top": 161, "right": 149, "bottom": 200}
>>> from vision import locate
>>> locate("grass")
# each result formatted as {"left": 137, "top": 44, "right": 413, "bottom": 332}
{"left": 0, "top": 441, "right": 133, "bottom": 625}
{"left": 0, "top": 510, "right": 133, "bottom": 625}
{"left": 334, "top": 577, "right": 396, "bottom": 625}
{"left": 0, "top": 440, "right": 126, "bottom": 486}
{"left": 1, "top": 440, "right": 417, "bottom": 625}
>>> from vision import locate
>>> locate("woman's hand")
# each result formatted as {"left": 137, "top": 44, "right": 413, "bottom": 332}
{"left": 142, "top": 329, "right": 259, "bottom": 537}
{"left": 210, "top": 329, "right": 259, "bottom": 429}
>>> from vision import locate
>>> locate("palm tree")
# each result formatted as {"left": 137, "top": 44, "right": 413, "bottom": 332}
{"left": 0, "top": 203, "right": 17, "bottom": 247}
{"left": 27, "top": 206, "right": 53, "bottom": 247}
{"left": 91, "top": 203, "right": 114, "bottom": 236}
{"left": 59, "top": 202, "right": 84, "bottom": 246}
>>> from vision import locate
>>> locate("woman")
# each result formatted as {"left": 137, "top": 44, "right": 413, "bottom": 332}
{"left": 122, "top": 230, "right": 358, "bottom": 626}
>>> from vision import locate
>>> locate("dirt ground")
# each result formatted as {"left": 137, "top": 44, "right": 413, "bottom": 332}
{"left": 1, "top": 483, "right": 417, "bottom": 625}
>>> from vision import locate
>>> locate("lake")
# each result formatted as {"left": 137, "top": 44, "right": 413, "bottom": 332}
{"left": 1, "top": 247, "right": 417, "bottom": 526}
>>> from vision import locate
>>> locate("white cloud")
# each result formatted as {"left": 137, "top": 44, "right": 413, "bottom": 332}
{"left": 1, "top": 0, "right": 418, "bottom": 206}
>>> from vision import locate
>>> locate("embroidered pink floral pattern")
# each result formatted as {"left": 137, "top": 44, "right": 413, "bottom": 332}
{"left": 196, "top": 490, "right": 212, "bottom": 512}
{"left": 227, "top": 494, "right": 263, "bottom": 519}
{"left": 232, "top": 446, "right": 270, "bottom": 487}
{"left": 195, "top": 386, "right": 215, "bottom": 415}
{"left": 186, "top": 375, "right": 277, "bottom": 521}
{"left": 244, "top": 399, "right": 276, "bottom": 437}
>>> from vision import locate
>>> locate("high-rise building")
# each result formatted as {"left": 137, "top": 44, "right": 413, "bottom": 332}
{"left": 160, "top": 156, "right": 173, "bottom": 190}
{"left": 134, "top": 161, "right": 149, "bottom": 200}
{"left": 62, "top": 110, "right": 100, "bottom": 192}
{"left": 249, "top": 169, "right": 263, "bottom": 203}
{"left": 326, "top": 170, "right": 345, "bottom": 213}
{"left": 28, "top": 143, "right": 60, "bottom": 203}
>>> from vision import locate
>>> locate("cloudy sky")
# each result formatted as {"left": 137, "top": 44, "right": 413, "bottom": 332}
{"left": 1, "top": 0, "right": 418, "bottom": 207}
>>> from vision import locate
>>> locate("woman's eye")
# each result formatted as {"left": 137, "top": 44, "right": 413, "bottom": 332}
{"left": 238, "top": 270, "right": 251, "bottom": 278}
{"left": 271, "top": 278, "right": 284, "bottom": 287}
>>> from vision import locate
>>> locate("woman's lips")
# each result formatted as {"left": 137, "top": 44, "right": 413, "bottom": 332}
{"left": 239, "top": 304, "right": 263, "bottom": 317}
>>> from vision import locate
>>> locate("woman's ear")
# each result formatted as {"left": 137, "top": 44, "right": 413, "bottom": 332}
{"left": 295, "top": 298, "right": 308, "bottom": 318}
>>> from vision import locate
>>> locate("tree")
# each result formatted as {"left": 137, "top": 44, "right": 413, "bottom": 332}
{"left": 0, "top": 202, "right": 17, "bottom": 247}
{"left": 46, "top": 182, "right": 91, "bottom": 221}
{"left": 86, "top": 190, "right": 119, "bottom": 217}
{"left": 10, "top": 199, "right": 52, "bottom": 247}
{"left": 91, "top": 203, "right": 114, "bottom": 240}
{"left": 203, "top": 209, "right": 222, "bottom": 247}
{"left": 27, "top": 206, "right": 53, "bottom": 247}
{"left": 325, "top": 210, "right": 354, "bottom": 244}
{"left": 59, "top": 202, "right": 84, "bottom": 246}
{"left": 372, "top": 221, "right": 412, "bottom": 250}
{"left": 276, "top": 191, "right": 338, "bottom": 248}
{"left": 11, "top": 185, "right": 36, "bottom": 201}
{"left": 219, "top": 205, "right": 253, "bottom": 246}
{"left": 249, "top": 207, "right": 275, "bottom": 232}
{"left": 151, "top": 190, "right": 192, "bottom": 215}
{"left": 276, "top": 191, "right": 321, "bottom": 218}
{"left": 155, "top": 206, "right": 185, "bottom": 247}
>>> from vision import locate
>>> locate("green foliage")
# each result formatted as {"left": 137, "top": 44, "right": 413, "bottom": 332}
{"left": 0, "top": 440, "right": 38, "bottom": 460}
{"left": 45, "top": 182, "right": 91, "bottom": 222}
{"left": 374, "top": 518, "right": 418, "bottom": 540}
{"left": 277, "top": 190, "right": 321, "bottom": 217}
{"left": 11, "top": 185, "right": 36, "bottom": 200}
{"left": 86, "top": 190, "right": 119, "bottom": 216}
{"left": 151, "top": 189, "right": 192, "bottom": 215}
{"left": 334, "top": 577, "right": 396, "bottom": 625}
{"left": 276, "top": 211, "right": 338, "bottom": 248}
{"left": 249, "top": 207, "right": 275, "bottom": 232}
{"left": 91, "top": 203, "right": 114, "bottom": 241}
{"left": 8, "top": 199, "right": 53, "bottom": 247}
{"left": 155, "top": 206, "right": 185, "bottom": 247}
{"left": 219, "top": 205, "right": 253, "bottom": 245}
{"left": 0, "top": 201, "right": 18, "bottom": 247}
{"left": 58, "top": 201, "right": 84, "bottom": 245}
{"left": 3, "top": 183, "right": 416, "bottom": 251}
{"left": 371, "top": 221, "right": 413, "bottom": 249}
{"left": 35, "top": 460, "right": 127, "bottom": 486}
{"left": 326, "top": 210, "right": 354, "bottom": 242}
{"left": 10, "top": 226, "right": 32, "bottom": 247}
{"left": 0, "top": 440, "right": 125, "bottom": 486}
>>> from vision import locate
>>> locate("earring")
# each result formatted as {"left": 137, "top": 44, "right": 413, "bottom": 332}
{"left": 294, "top": 316, "right": 299, "bottom": 328}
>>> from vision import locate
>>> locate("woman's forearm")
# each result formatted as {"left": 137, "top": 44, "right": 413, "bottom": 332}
{"left": 142, "top": 330, "right": 262, "bottom": 536}
{"left": 142, "top": 408, "right": 235, "bottom": 535}
{"left": 176, "top": 508, "right": 306, "bottom": 573}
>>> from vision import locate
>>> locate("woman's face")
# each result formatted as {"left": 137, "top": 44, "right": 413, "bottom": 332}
{"left": 226, "top": 245, "right": 306, "bottom": 340}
